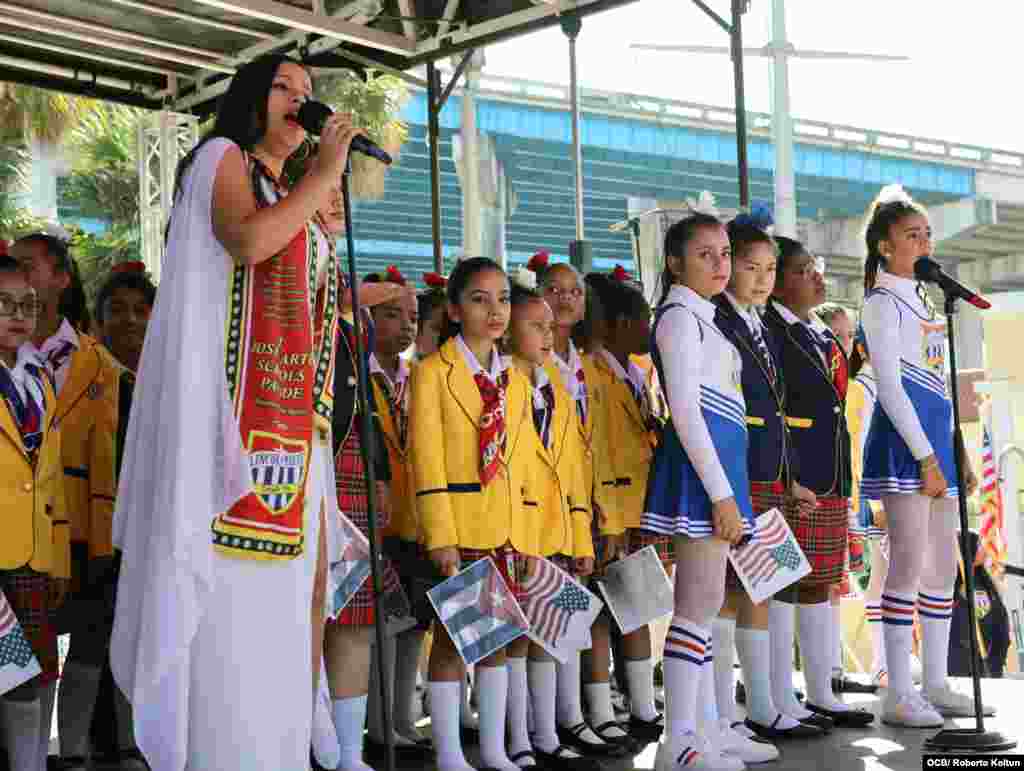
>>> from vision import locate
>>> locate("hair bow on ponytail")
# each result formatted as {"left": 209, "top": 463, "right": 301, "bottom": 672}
{"left": 527, "top": 250, "right": 550, "bottom": 273}
{"left": 513, "top": 266, "right": 537, "bottom": 291}
{"left": 733, "top": 202, "right": 774, "bottom": 233}
{"left": 875, "top": 184, "right": 914, "bottom": 207}
{"left": 611, "top": 264, "right": 632, "bottom": 282}
{"left": 423, "top": 272, "right": 448, "bottom": 289}
{"left": 0, "top": 240, "right": 8, "bottom": 256}
{"left": 111, "top": 261, "right": 146, "bottom": 274}
{"left": 386, "top": 264, "right": 408, "bottom": 285}
{"left": 685, "top": 190, "right": 719, "bottom": 218}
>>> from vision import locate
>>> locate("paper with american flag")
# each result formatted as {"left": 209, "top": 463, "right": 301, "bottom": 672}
{"left": 519, "top": 557, "right": 603, "bottom": 662}
{"left": 978, "top": 424, "right": 1007, "bottom": 578}
{"left": 0, "top": 588, "right": 41, "bottom": 696}
{"left": 729, "top": 507, "right": 811, "bottom": 604}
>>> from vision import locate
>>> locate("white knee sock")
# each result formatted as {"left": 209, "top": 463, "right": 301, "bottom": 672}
{"left": 505, "top": 658, "right": 534, "bottom": 766}
{"left": 711, "top": 618, "right": 737, "bottom": 723}
{"left": 865, "top": 602, "right": 885, "bottom": 674}
{"left": 798, "top": 601, "right": 844, "bottom": 710}
{"left": 624, "top": 658, "right": 659, "bottom": 721}
{"left": 881, "top": 591, "right": 916, "bottom": 697}
{"left": 477, "top": 665, "right": 517, "bottom": 771}
{"left": 394, "top": 631, "right": 425, "bottom": 737}
{"left": 697, "top": 640, "right": 718, "bottom": 733}
{"left": 736, "top": 627, "right": 798, "bottom": 729}
{"left": 57, "top": 661, "right": 102, "bottom": 758}
{"left": 831, "top": 603, "right": 844, "bottom": 675}
{"left": 37, "top": 682, "right": 56, "bottom": 771}
{"left": 769, "top": 601, "right": 809, "bottom": 719}
{"left": 555, "top": 652, "right": 584, "bottom": 728}
{"left": 918, "top": 591, "right": 954, "bottom": 692}
{"left": 662, "top": 617, "right": 708, "bottom": 738}
{"left": 2, "top": 698, "right": 42, "bottom": 771}
{"left": 430, "top": 681, "right": 473, "bottom": 771}
{"left": 333, "top": 695, "right": 371, "bottom": 771}
{"left": 528, "top": 660, "right": 559, "bottom": 753}
{"left": 460, "top": 668, "right": 478, "bottom": 728}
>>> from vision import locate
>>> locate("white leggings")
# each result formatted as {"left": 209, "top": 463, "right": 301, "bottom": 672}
{"left": 673, "top": 536, "right": 730, "bottom": 625}
{"left": 881, "top": 493, "right": 957, "bottom": 598}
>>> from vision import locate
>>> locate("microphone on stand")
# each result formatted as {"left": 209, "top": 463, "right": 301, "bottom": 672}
{"left": 914, "top": 256, "right": 991, "bottom": 310}
{"left": 296, "top": 100, "right": 393, "bottom": 165}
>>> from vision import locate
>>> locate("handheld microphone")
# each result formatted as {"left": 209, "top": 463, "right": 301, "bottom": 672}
{"left": 296, "top": 100, "right": 393, "bottom": 166}
{"left": 913, "top": 256, "right": 991, "bottom": 310}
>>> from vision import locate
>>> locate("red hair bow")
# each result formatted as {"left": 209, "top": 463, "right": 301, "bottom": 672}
{"left": 423, "top": 272, "right": 448, "bottom": 289}
{"left": 0, "top": 240, "right": 8, "bottom": 256}
{"left": 527, "top": 250, "right": 550, "bottom": 273}
{"left": 611, "top": 264, "right": 632, "bottom": 282}
{"left": 386, "top": 264, "right": 407, "bottom": 285}
{"left": 112, "top": 261, "right": 146, "bottom": 274}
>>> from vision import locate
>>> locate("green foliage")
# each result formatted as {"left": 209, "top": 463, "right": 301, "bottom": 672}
{"left": 0, "top": 143, "right": 38, "bottom": 237}
{"left": 0, "top": 82, "right": 98, "bottom": 144}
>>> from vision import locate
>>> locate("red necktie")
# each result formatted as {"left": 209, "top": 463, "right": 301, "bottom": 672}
{"left": 475, "top": 371, "right": 509, "bottom": 485}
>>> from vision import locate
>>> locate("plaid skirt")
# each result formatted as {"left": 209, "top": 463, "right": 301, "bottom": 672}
{"left": 785, "top": 494, "right": 849, "bottom": 586}
{"left": 0, "top": 568, "right": 59, "bottom": 685}
{"left": 457, "top": 545, "right": 527, "bottom": 603}
{"left": 333, "top": 428, "right": 405, "bottom": 626}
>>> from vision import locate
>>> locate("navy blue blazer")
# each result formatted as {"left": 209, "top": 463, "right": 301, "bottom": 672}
{"left": 713, "top": 296, "right": 798, "bottom": 487}
{"left": 762, "top": 300, "right": 852, "bottom": 498}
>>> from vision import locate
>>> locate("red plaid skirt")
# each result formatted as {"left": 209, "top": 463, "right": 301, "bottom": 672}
{"left": 785, "top": 494, "right": 849, "bottom": 586}
{"left": 590, "top": 528, "right": 674, "bottom": 581}
{"left": 0, "top": 568, "right": 59, "bottom": 685}
{"left": 457, "top": 545, "right": 526, "bottom": 603}
{"left": 333, "top": 428, "right": 405, "bottom": 626}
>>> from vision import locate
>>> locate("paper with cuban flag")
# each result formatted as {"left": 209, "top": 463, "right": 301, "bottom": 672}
{"left": 427, "top": 558, "right": 530, "bottom": 667}
{"left": 729, "top": 507, "right": 811, "bottom": 604}
{"left": 520, "top": 557, "right": 603, "bottom": 663}
{"left": 328, "top": 510, "right": 372, "bottom": 618}
{"left": 0, "top": 588, "right": 41, "bottom": 696}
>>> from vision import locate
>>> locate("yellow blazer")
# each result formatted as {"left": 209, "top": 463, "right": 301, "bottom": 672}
{"left": 409, "top": 339, "right": 539, "bottom": 554}
{"left": 580, "top": 353, "right": 619, "bottom": 536}
{"left": 57, "top": 335, "right": 121, "bottom": 561}
{"left": 845, "top": 374, "right": 880, "bottom": 520}
{"left": 0, "top": 375, "right": 70, "bottom": 578}
{"left": 529, "top": 360, "right": 593, "bottom": 559}
{"left": 372, "top": 368, "right": 417, "bottom": 542}
{"left": 593, "top": 353, "right": 654, "bottom": 533}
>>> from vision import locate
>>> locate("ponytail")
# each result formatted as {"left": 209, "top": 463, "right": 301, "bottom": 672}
{"left": 863, "top": 185, "right": 927, "bottom": 295}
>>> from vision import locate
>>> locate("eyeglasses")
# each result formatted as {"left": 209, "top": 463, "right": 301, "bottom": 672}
{"left": 0, "top": 296, "right": 40, "bottom": 318}
{"left": 544, "top": 286, "right": 584, "bottom": 300}
{"left": 792, "top": 256, "right": 826, "bottom": 279}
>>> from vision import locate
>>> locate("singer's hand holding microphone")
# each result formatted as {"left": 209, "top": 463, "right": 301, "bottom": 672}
{"left": 300, "top": 99, "right": 393, "bottom": 182}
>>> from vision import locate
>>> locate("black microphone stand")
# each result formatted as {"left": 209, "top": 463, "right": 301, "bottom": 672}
{"left": 338, "top": 157, "right": 397, "bottom": 771}
{"left": 923, "top": 292, "right": 1015, "bottom": 753}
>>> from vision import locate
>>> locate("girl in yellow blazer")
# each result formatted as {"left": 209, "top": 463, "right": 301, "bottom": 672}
{"left": 0, "top": 255, "right": 69, "bottom": 771}
{"left": 409, "top": 257, "right": 538, "bottom": 771}
{"left": 583, "top": 271, "right": 665, "bottom": 749}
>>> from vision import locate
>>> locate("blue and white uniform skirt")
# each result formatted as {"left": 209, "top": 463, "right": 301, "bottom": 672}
{"left": 857, "top": 498, "right": 886, "bottom": 539}
{"left": 861, "top": 371, "right": 958, "bottom": 501}
{"left": 641, "top": 406, "right": 755, "bottom": 540}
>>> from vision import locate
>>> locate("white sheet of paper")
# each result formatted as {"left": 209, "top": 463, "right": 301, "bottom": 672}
{"left": 596, "top": 546, "right": 673, "bottom": 635}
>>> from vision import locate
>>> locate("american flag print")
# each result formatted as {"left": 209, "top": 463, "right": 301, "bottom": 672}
{"left": 728, "top": 508, "right": 811, "bottom": 604}
{"left": 519, "top": 557, "right": 602, "bottom": 662}
{"left": 0, "top": 589, "right": 41, "bottom": 697}
{"left": 428, "top": 558, "right": 529, "bottom": 667}
{"left": 978, "top": 424, "right": 1007, "bottom": 577}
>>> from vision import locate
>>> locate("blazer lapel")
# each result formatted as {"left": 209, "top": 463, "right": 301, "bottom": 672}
{"left": 597, "top": 355, "right": 644, "bottom": 432}
{"left": 0, "top": 401, "right": 26, "bottom": 458}
{"left": 504, "top": 371, "right": 531, "bottom": 461}
{"left": 56, "top": 343, "right": 100, "bottom": 425}
{"left": 441, "top": 339, "right": 483, "bottom": 431}
{"left": 371, "top": 376, "right": 402, "bottom": 457}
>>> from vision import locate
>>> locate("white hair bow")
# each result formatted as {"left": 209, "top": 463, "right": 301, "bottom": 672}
{"left": 685, "top": 190, "right": 719, "bottom": 218}
{"left": 875, "top": 184, "right": 913, "bottom": 206}
{"left": 513, "top": 266, "right": 537, "bottom": 291}
{"left": 41, "top": 222, "right": 71, "bottom": 243}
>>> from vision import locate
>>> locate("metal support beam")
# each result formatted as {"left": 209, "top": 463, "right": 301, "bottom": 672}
{"left": 396, "top": 0, "right": 418, "bottom": 40}
{"left": 426, "top": 62, "right": 444, "bottom": 272}
{"left": 103, "top": 0, "right": 277, "bottom": 39}
{"left": 0, "top": 30, "right": 193, "bottom": 80}
{"left": 0, "top": 51, "right": 144, "bottom": 92}
{"left": 438, "top": 50, "right": 475, "bottom": 111}
{"left": 730, "top": 0, "right": 750, "bottom": 207}
{"left": 692, "top": 0, "right": 731, "bottom": 33}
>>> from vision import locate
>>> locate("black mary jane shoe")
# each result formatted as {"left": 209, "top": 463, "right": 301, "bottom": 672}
{"left": 626, "top": 714, "right": 664, "bottom": 744}
{"left": 743, "top": 714, "right": 824, "bottom": 741}
{"left": 365, "top": 734, "right": 434, "bottom": 758}
{"left": 592, "top": 720, "right": 642, "bottom": 754}
{"left": 534, "top": 745, "right": 603, "bottom": 771}
{"left": 557, "top": 722, "right": 628, "bottom": 757}
{"left": 804, "top": 703, "right": 875, "bottom": 728}
{"left": 831, "top": 675, "right": 879, "bottom": 695}
{"left": 798, "top": 712, "right": 835, "bottom": 732}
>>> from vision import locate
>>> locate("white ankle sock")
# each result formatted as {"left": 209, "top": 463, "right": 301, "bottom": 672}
{"left": 429, "top": 681, "right": 473, "bottom": 771}
{"left": 918, "top": 591, "right": 954, "bottom": 692}
{"left": 555, "top": 652, "right": 585, "bottom": 728}
{"left": 460, "top": 668, "right": 478, "bottom": 728}
{"left": 394, "top": 631, "right": 425, "bottom": 737}
{"left": 662, "top": 616, "right": 708, "bottom": 738}
{"left": 624, "top": 658, "right": 659, "bottom": 721}
{"left": 735, "top": 627, "right": 797, "bottom": 729}
{"left": 769, "top": 601, "right": 809, "bottom": 719}
{"left": 711, "top": 618, "right": 737, "bottom": 723}
{"left": 2, "top": 698, "right": 42, "bottom": 771}
{"left": 528, "top": 660, "right": 559, "bottom": 753}
{"left": 477, "top": 665, "right": 517, "bottom": 771}
{"left": 57, "top": 661, "right": 102, "bottom": 758}
{"left": 333, "top": 695, "right": 371, "bottom": 771}
{"left": 865, "top": 601, "right": 885, "bottom": 674}
{"left": 881, "top": 591, "right": 916, "bottom": 696}
{"left": 798, "top": 601, "right": 844, "bottom": 710}
{"left": 583, "top": 682, "right": 616, "bottom": 729}
{"left": 506, "top": 658, "right": 534, "bottom": 766}
{"left": 313, "top": 677, "right": 341, "bottom": 770}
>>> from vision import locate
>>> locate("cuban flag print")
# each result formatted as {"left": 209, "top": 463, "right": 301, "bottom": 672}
{"left": 328, "top": 511, "right": 371, "bottom": 618}
{"left": 519, "top": 557, "right": 603, "bottom": 662}
{"left": 0, "top": 589, "right": 41, "bottom": 697}
{"left": 427, "top": 558, "right": 530, "bottom": 667}
{"left": 728, "top": 507, "right": 811, "bottom": 604}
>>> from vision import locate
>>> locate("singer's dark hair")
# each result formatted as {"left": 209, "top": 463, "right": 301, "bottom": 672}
{"left": 15, "top": 233, "right": 90, "bottom": 333}
{"left": 439, "top": 257, "right": 507, "bottom": 346}
{"left": 658, "top": 212, "right": 722, "bottom": 306}
{"left": 173, "top": 54, "right": 309, "bottom": 204}
{"left": 863, "top": 192, "right": 927, "bottom": 294}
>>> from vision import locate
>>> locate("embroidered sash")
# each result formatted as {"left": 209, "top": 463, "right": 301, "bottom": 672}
{"left": 212, "top": 159, "right": 339, "bottom": 561}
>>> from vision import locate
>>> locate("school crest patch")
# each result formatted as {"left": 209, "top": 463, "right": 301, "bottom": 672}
{"left": 247, "top": 431, "right": 308, "bottom": 516}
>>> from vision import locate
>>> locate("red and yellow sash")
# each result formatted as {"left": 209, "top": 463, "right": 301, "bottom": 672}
{"left": 212, "top": 159, "right": 339, "bottom": 561}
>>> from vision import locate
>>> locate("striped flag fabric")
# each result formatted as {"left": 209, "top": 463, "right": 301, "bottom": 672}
{"left": 519, "top": 557, "right": 602, "bottom": 662}
{"left": 0, "top": 589, "right": 41, "bottom": 696}
{"left": 428, "top": 558, "right": 530, "bottom": 667}
{"left": 328, "top": 511, "right": 371, "bottom": 618}
{"left": 728, "top": 508, "right": 811, "bottom": 603}
{"left": 978, "top": 425, "right": 1008, "bottom": 577}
